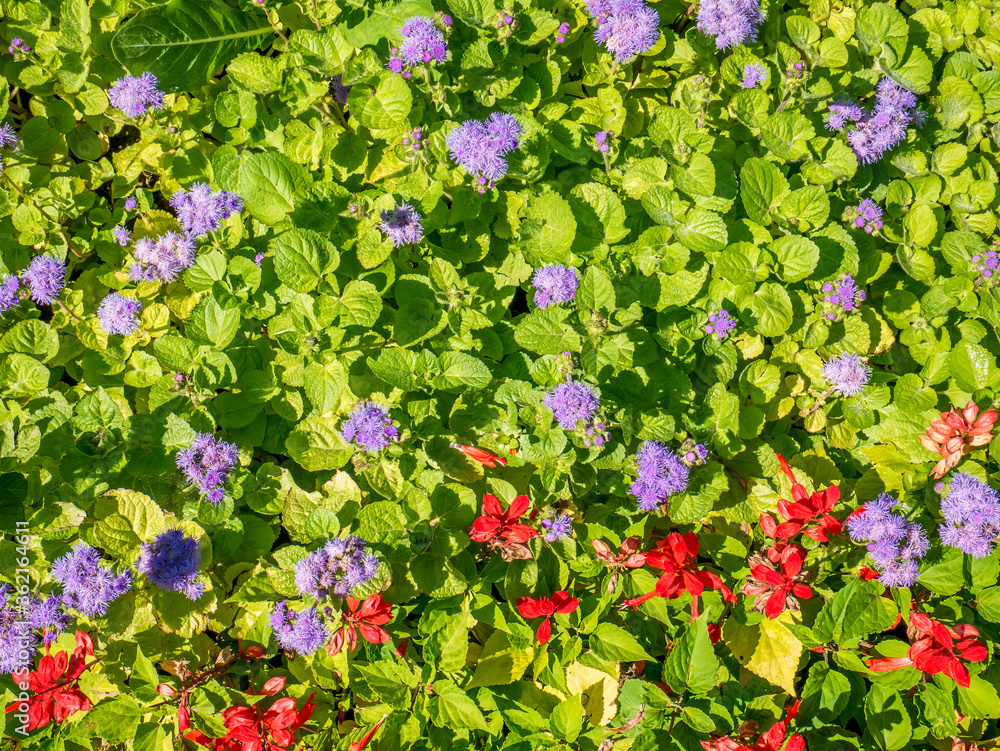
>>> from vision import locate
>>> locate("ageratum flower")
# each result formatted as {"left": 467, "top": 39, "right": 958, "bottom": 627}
{"left": 129, "top": 232, "right": 197, "bottom": 283}
{"left": 741, "top": 63, "right": 767, "bottom": 89}
{"left": 112, "top": 225, "right": 131, "bottom": 247}
{"left": 175, "top": 432, "right": 239, "bottom": 504}
{"left": 541, "top": 514, "right": 573, "bottom": 542}
{"left": 331, "top": 74, "right": 352, "bottom": 104}
{"left": 705, "top": 310, "right": 737, "bottom": 340}
{"left": 592, "top": 0, "right": 660, "bottom": 63}
{"left": 939, "top": 472, "right": 1000, "bottom": 558}
{"left": 169, "top": 183, "right": 244, "bottom": 238}
{"left": 544, "top": 381, "right": 600, "bottom": 431}
{"left": 852, "top": 199, "right": 884, "bottom": 234}
{"left": 107, "top": 73, "right": 165, "bottom": 118}
{"left": 846, "top": 493, "right": 927, "bottom": 587}
{"left": 270, "top": 601, "right": 329, "bottom": 655}
{"left": 294, "top": 536, "right": 380, "bottom": 600}
{"left": 532, "top": 265, "right": 579, "bottom": 310}
{"left": 446, "top": 113, "right": 523, "bottom": 189}
{"left": 97, "top": 293, "right": 143, "bottom": 336}
{"left": 379, "top": 203, "right": 423, "bottom": 247}
{"left": 341, "top": 402, "right": 399, "bottom": 453}
{"left": 821, "top": 352, "right": 871, "bottom": 397}
{"left": 136, "top": 529, "right": 205, "bottom": 600}
{"left": 0, "top": 585, "right": 71, "bottom": 673}
{"left": 389, "top": 16, "right": 448, "bottom": 75}
{"left": 51, "top": 544, "right": 132, "bottom": 617}
{"left": 832, "top": 78, "right": 922, "bottom": 165}
{"left": 629, "top": 440, "right": 689, "bottom": 512}
{"left": 0, "top": 274, "right": 21, "bottom": 313}
{"left": 22, "top": 256, "right": 66, "bottom": 305}
{"left": 123, "top": 196, "right": 138, "bottom": 211}
{"left": 697, "top": 0, "right": 765, "bottom": 50}
{"left": 821, "top": 274, "right": 866, "bottom": 320}
{"left": 0, "top": 123, "right": 21, "bottom": 151}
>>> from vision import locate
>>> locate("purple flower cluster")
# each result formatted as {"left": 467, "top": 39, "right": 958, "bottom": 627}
{"left": 825, "top": 79, "right": 923, "bottom": 165}
{"left": 0, "top": 123, "right": 22, "bottom": 152}
{"left": 741, "top": 63, "right": 767, "bottom": 89}
{"left": 786, "top": 62, "right": 806, "bottom": 79}
{"left": 22, "top": 256, "right": 66, "bottom": 305}
{"left": 270, "top": 601, "right": 329, "bottom": 655}
{"left": 112, "top": 225, "right": 131, "bottom": 247}
{"left": 136, "top": 529, "right": 205, "bottom": 600}
{"left": 0, "top": 274, "right": 21, "bottom": 314}
{"left": 822, "top": 352, "right": 871, "bottom": 397}
{"left": 939, "top": 473, "right": 1000, "bottom": 558}
{"left": 629, "top": 440, "right": 690, "bottom": 512}
{"left": 555, "top": 22, "right": 570, "bottom": 43}
{"left": 971, "top": 248, "right": 999, "bottom": 281}
{"left": 97, "top": 293, "right": 143, "bottom": 336}
{"left": 0, "top": 585, "right": 69, "bottom": 673}
{"left": 379, "top": 202, "right": 423, "bottom": 247}
{"left": 847, "top": 494, "right": 927, "bottom": 587}
{"left": 8, "top": 38, "right": 28, "bottom": 55}
{"left": 587, "top": 0, "right": 660, "bottom": 63}
{"left": 402, "top": 127, "right": 424, "bottom": 152}
{"left": 682, "top": 442, "right": 708, "bottom": 467}
{"left": 51, "top": 544, "right": 133, "bottom": 617}
{"left": 175, "top": 432, "right": 239, "bottom": 504}
{"left": 532, "top": 265, "right": 579, "bottom": 310}
{"left": 294, "top": 536, "right": 380, "bottom": 600}
{"left": 341, "top": 402, "right": 399, "bottom": 454}
{"left": 852, "top": 199, "right": 883, "bottom": 234}
{"left": 705, "top": 310, "right": 737, "bottom": 340}
{"left": 108, "top": 73, "right": 165, "bottom": 118}
{"left": 169, "top": 183, "right": 244, "bottom": 238}
{"left": 446, "top": 113, "right": 523, "bottom": 190}
{"left": 697, "top": 0, "right": 765, "bottom": 50}
{"left": 820, "top": 274, "right": 866, "bottom": 320}
{"left": 124, "top": 195, "right": 138, "bottom": 211}
{"left": 544, "top": 381, "right": 600, "bottom": 431}
{"left": 541, "top": 514, "right": 574, "bottom": 542}
{"left": 129, "top": 232, "right": 197, "bottom": 283}
{"left": 595, "top": 131, "right": 612, "bottom": 153}
{"left": 389, "top": 16, "right": 448, "bottom": 76}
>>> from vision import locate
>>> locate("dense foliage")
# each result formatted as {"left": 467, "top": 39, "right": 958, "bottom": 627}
{"left": 3, "top": 0, "right": 1000, "bottom": 749}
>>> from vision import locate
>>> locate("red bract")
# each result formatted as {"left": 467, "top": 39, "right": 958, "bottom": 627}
{"left": 920, "top": 401, "right": 998, "bottom": 479}
{"left": 469, "top": 493, "right": 538, "bottom": 559}
{"left": 351, "top": 713, "right": 388, "bottom": 751}
{"left": 5, "top": 631, "right": 94, "bottom": 732}
{"left": 760, "top": 454, "right": 842, "bottom": 543}
{"left": 868, "top": 612, "right": 988, "bottom": 687}
{"left": 622, "top": 532, "right": 735, "bottom": 619}
{"left": 450, "top": 442, "right": 507, "bottom": 467}
{"left": 592, "top": 536, "right": 646, "bottom": 592}
{"left": 702, "top": 701, "right": 804, "bottom": 751}
{"left": 743, "top": 546, "right": 813, "bottom": 619}
{"left": 515, "top": 590, "right": 579, "bottom": 643}
{"left": 328, "top": 594, "right": 393, "bottom": 656}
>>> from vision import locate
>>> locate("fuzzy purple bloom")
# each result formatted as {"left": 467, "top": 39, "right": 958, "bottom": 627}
{"left": 253, "top": 252, "right": 265, "bottom": 266}
{"left": 379, "top": 202, "right": 423, "bottom": 247}
{"left": 129, "top": 232, "right": 197, "bottom": 283}
{"left": 176, "top": 432, "right": 239, "bottom": 505}
{"left": 593, "top": 3, "right": 660, "bottom": 63}
{"left": 939, "top": 472, "right": 1000, "bottom": 558}
{"left": 112, "top": 225, "right": 131, "bottom": 247}
{"left": 834, "top": 79, "right": 920, "bottom": 165}
{"left": 22, "top": 256, "right": 65, "bottom": 305}
{"left": 971, "top": 249, "right": 1000, "bottom": 281}
{"left": 821, "top": 274, "right": 866, "bottom": 320}
{"left": 532, "top": 265, "right": 579, "bottom": 310}
{"left": 741, "top": 63, "right": 767, "bottom": 89}
{"left": 0, "top": 274, "right": 21, "bottom": 313}
{"left": 852, "top": 199, "right": 883, "bottom": 234}
{"left": 0, "top": 584, "right": 40, "bottom": 673}
{"left": 108, "top": 73, "right": 165, "bottom": 118}
{"left": 390, "top": 16, "right": 448, "bottom": 73}
{"left": 541, "top": 514, "right": 573, "bottom": 542}
{"left": 97, "top": 293, "right": 143, "bottom": 336}
{"left": 629, "top": 440, "right": 690, "bottom": 512}
{"left": 135, "top": 529, "right": 204, "bottom": 600}
{"left": 446, "top": 113, "right": 523, "bottom": 188}
{"left": 169, "top": 183, "right": 243, "bottom": 238}
{"left": 0, "top": 123, "right": 21, "bottom": 152}
{"left": 705, "top": 310, "right": 737, "bottom": 340}
{"left": 848, "top": 494, "right": 927, "bottom": 587}
{"left": 544, "top": 381, "right": 600, "bottom": 430}
{"left": 697, "top": 0, "right": 765, "bottom": 50}
{"left": 821, "top": 352, "right": 871, "bottom": 397}
{"left": 124, "top": 196, "right": 138, "bottom": 211}
{"left": 270, "top": 601, "right": 329, "bottom": 655}
{"left": 294, "top": 536, "right": 380, "bottom": 600}
{"left": 846, "top": 494, "right": 906, "bottom": 543}
{"left": 51, "top": 544, "right": 133, "bottom": 617}
{"left": 341, "top": 401, "right": 399, "bottom": 453}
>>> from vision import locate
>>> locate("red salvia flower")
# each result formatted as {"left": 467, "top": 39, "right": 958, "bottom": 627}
{"left": 920, "top": 401, "right": 998, "bottom": 479}
{"left": 469, "top": 493, "right": 538, "bottom": 559}
{"left": 621, "top": 532, "right": 736, "bottom": 619}
{"left": 515, "top": 590, "right": 580, "bottom": 643}
{"left": 868, "top": 612, "right": 988, "bottom": 687}
{"left": 742, "top": 545, "right": 813, "bottom": 619}
{"left": 328, "top": 594, "right": 393, "bottom": 656}
{"left": 350, "top": 713, "right": 388, "bottom": 751}
{"left": 450, "top": 442, "right": 508, "bottom": 467}
{"left": 760, "top": 454, "right": 842, "bottom": 543}
{"left": 5, "top": 630, "right": 94, "bottom": 732}
{"left": 701, "top": 701, "right": 804, "bottom": 751}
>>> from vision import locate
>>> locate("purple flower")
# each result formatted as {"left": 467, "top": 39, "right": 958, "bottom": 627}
{"left": 253, "top": 252, "right": 265, "bottom": 266}
{"left": 0, "top": 123, "right": 21, "bottom": 151}
{"left": 97, "top": 293, "right": 143, "bottom": 336}
{"left": 846, "top": 494, "right": 906, "bottom": 543}
{"left": 446, "top": 113, "right": 524, "bottom": 189}
{"left": 544, "top": 381, "right": 600, "bottom": 430}
{"left": 331, "top": 74, "right": 352, "bottom": 105}
{"left": 851, "top": 199, "right": 883, "bottom": 235}
{"left": 108, "top": 72, "right": 165, "bottom": 118}
{"left": 593, "top": 2, "right": 660, "bottom": 63}
{"left": 821, "top": 274, "right": 866, "bottom": 320}
{"left": 294, "top": 536, "right": 380, "bottom": 600}
{"left": 124, "top": 196, "right": 138, "bottom": 211}
{"left": 939, "top": 472, "right": 1000, "bottom": 558}
{"left": 0, "top": 274, "right": 21, "bottom": 313}
{"left": 541, "top": 514, "right": 573, "bottom": 542}
{"left": 0, "top": 586, "right": 71, "bottom": 670}
{"left": 532, "top": 265, "right": 579, "bottom": 309}
{"left": 169, "top": 183, "right": 243, "bottom": 238}
{"left": 682, "top": 442, "right": 708, "bottom": 466}
{"left": 595, "top": 131, "right": 612, "bottom": 152}
{"left": 823, "top": 100, "right": 865, "bottom": 131}
{"left": 129, "top": 232, "right": 197, "bottom": 283}
{"left": 555, "top": 22, "right": 570, "bottom": 43}
{"left": 705, "top": 310, "right": 737, "bottom": 340}
{"left": 847, "top": 494, "right": 927, "bottom": 587}
{"left": 112, "top": 225, "right": 131, "bottom": 247}
{"left": 821, "top": 352, "right": 871, "bottom": 397}
{"left": 877, "top": 558, "right": 920, "bottom": 588}
{"left": 270, "top": 601, "right": 329, "bottom": 655}
{"left": 741, "top": 63, "right": 766, "bottom": 89}
{"left": 176, "top": 432, "right": 239, "bottom": 505}
{"left": 389, "top": 16, "right": 448, "bottom": 73}
{"left": 971, "top": 249, "right": 1000, "bottom": 281}
{"left": 697, "top": 0, "right": 765, "bottom": 50}
{"left": 51, "top": 544, "right": 133, "bottom": 617}
{"left": 341, "top": 401, "right": 399, "bottom": 453}
{"left": 629, "top": 440, "right": 690, "bottom": 512}
{"left": 833, "top": 79, "right": 920, "bottom": 165}
{"left": 379, "top": 202, "right": 423, "bottom": 247}
{"left": 136, "top": 529, "right": 205, "bottom": 600}
{"left": 22, "top": 256, "right": 65, "bottom": 304}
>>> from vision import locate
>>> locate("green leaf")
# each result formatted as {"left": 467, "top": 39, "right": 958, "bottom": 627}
{"left": 187, "top": 296, "right": 240, "bottom": 348}
{"left": 285, "top": 416, "right": 353, "bottom": 471}
{"left": 751, "top": 283, "right": 794, "bottom": 338}
{"left": 772, "top": 235, "right": 820, "bottom": 283}
{"left": 521, "top": 193, "right": 577, "bottom": 264}
{"left": 434, "top": 352, "right": 491, "bottom": 391}
{"left": 740, "top": 158, "right": 789, "bottom": 225}
{"left": 0, "top": 354, "right": 49, "bottom": 397}
{"left": 550, "top": 694, "right": 583, "bottom": 742}
{"left": 589, "top": 623, "right": 652, "bottom": 663}
{"left": 238, "top": 150, "right": 305, "bottom": 225}
{"left": 514, "top": 307, "right": 582, "bottom": 355}
{"left": 272, "top": 229, "right": 338, "bottom": 293}
{"left": 812, "top": 578, "right": 898, "bottom": 646}
{"left": 428, "top": 683, "right": 489, "bottom": 731}
{"left": 949, "top": 341, "right": 999, "bottom": 392}
{"left": 663, "top": 615, "right": 718, "bottom": 695}
{"left": 865, "top": 682, "right": 912, "bottom": 751}
{"left": 111, "top": 0, "right": 271, "bottom": 93}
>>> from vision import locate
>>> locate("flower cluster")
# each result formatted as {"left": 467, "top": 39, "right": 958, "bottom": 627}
{"left": 136, "top": 529, "right": 205, "bottom": 600}
{"left": 594, "top": 130, "right": 613, "bottom": 153}
{"left": 7, "top": 631, "right": 94, "bottom": 732}
{"left": 541, "top": 514, "right": 573, "bottom": 542}
{"left": 971, "top": 247, "right": 1000, "bottom": 281}
{"left": 587, "top": 0, "right": 660, "bottom": 63}
{"left": 705, "top": 310, "right": 737, "bottom": 340}
{"left": 697, "top": 0, "right": 765, "bottom": 50}
{"left": 544, "top": 381, "right": 603, "bottom": 437}
{"left": 820, "top": 274, "right": 866, "bottom": 320}
{"left": 786, "top": 61, "right": 806, "bottom": 79}
{"left": 516, "top": 591, "right": 579, "bottom": 643}
{"left": 169, "top": 183, "right": 244, "bottom": 238}
{"left": 389, "top": 16, "right": 448, "bottom": 76}
{"left": 294, "top": 537, "right": 380, "bottom": 600}
{"left": 681, "top": 441, "right": 708, "bottom": 467}
{"left": 741, "top": 63, "right": 766, "bottom": 89}
{"left": 129, "top": 232, "right": 197, "bottom": 283}
{"left": 555, "top": 22, "right": 570, "bottom": 43}
{"left": 0, "top": 274, "right": 21, "bottom": 314}
{"left": 532, "top": 264, "right": 579, "bottom": 309}
{"left": 744, "top": 545, "right": 813, "bottom": 618}
{"left": 112, "top": 225, "right": 131, "bottom": 247}
{"left": 0, "top": 585, "right": 69, "bottom": 674}
{"left": 108, "top": 72, "right": 165, "bottom": 118}
{"left": 821, "top": 352, "right": 870, "bottom": 397}
{"left": 401, "top": 127, "right": 424, "bottom": 153}
{"left": 270, "top": 601, "right": 329, "bottom": 655}
{"left": 175, "top": 432, "right": 240, "bottom": 504}
{"left": 341, "top": 402, "right": 399, "bottom": 453}
{"left": 51, "top": 544, "right": 132, "bottom": 616}
{"left": 939, "top": 472, "right": 1000, "bottom": 558}
{"left": 921, "top": 401, "right": 998, "bottom": 478}
{"left": 868, "top": 612, "right": 987, "bottom": 688}
{"left": 379, "top": 202, "right": 423, "bottom": 247}
{"left": 446, "top": 113, "right": 523, "bottom": 190}
{"left": 846, "top": 494, "right": 928, "bottom": 587}
{"left": 8, "top": 38, "right": 29, "bottom": 55}
{"left": 850, "top": 198, "right": 883, "bottom": 234}
{"left": 629, "top": 440, "right": 690, "bottom": 512}
{"left": 22, "top": 256, "right": 66, "bottom": 305}
{"left": 825, "top": 78, "right": 923, "bottom": 165}
{"left": 97, "top": 293, "right": 143, "bottom": 336}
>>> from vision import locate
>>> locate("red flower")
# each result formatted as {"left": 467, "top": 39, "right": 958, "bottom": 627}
{"left": 350, "top": 713, "right": 388, "bottom": 751}
{"left": 6, "top": 630, "right": 94, "bottom": 732}
{"left": 742, "top": 545, "right": 813, "bottom": 619}
{"left": 515, "top": 591, "right": 579, "bottom": 643}
{"left": 450, "top": 442, "right": 508, "bottom": 468}
{"left": 920, "top": 401, "right": 998, "bottom": 479}
{"left": 868, "top": 612, "right": 988, "bottom": 687}
{"left": 328, "top": 594, "right": 393, "bottom": 656}
{"left": 469, "top": 494, "right": 538, "bottom": 559}
{"left": 592, "top": 536, "right": 647, "bottom": 592}
{"left": 760, "top": 454, "right": 842, "bottom": 543}
{"left": 702, "top": 701, "right": 804, "bottom": 751}
{"left": 622, "top": 532, "right": 736, "bottom": 619}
